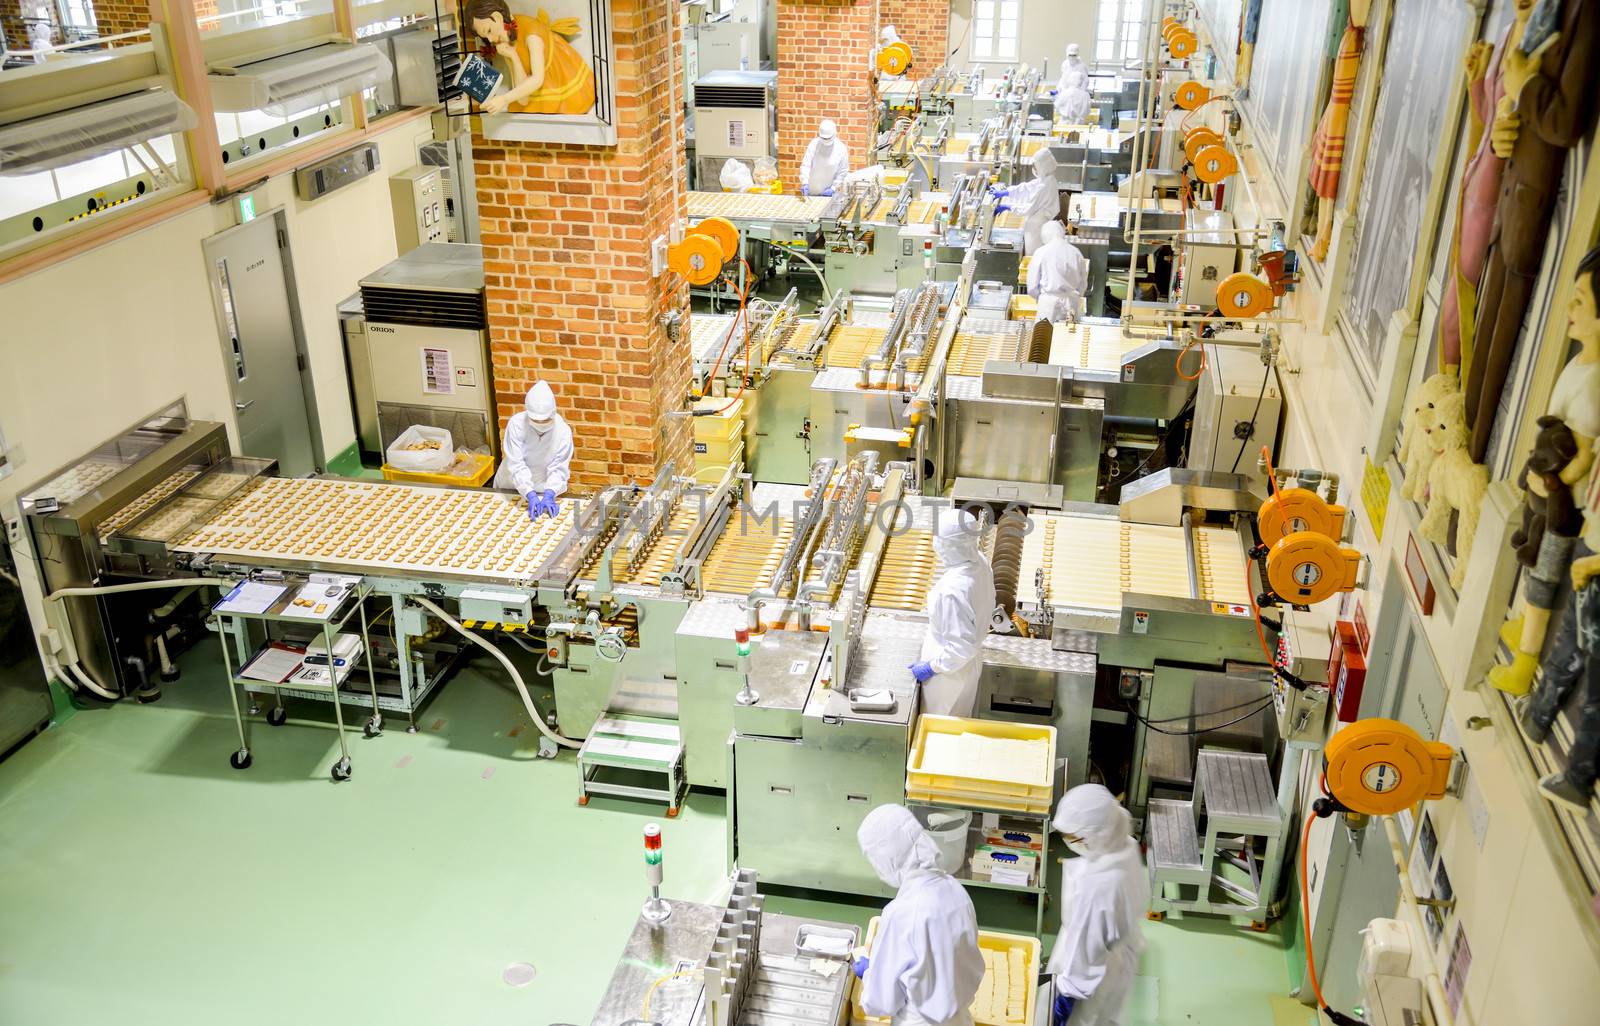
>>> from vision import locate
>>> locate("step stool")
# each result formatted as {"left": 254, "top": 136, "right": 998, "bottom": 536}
{"left": 577, "top": 715, "right": 688, "bottom": 816}
{"left": 1147, "top": 748, "right": 1284, "bottom": 925}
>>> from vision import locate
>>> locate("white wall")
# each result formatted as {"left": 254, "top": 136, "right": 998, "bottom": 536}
{"left": 948, "top": 0, "right": 1099, "bottom": 78}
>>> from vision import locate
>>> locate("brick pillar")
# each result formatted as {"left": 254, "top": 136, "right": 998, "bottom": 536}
{"left": 473, "top": 0, "right": 692, "bottom": 491}
{"left": 880, "top": 0, "right": 949, "bottom": 72}
{"left": 776, "top": 0, "right": 877, "bottom": 187}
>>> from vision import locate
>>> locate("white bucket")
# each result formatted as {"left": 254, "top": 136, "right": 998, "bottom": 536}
{"left": 917, "top": 808, "right": 972, "bottom": 875}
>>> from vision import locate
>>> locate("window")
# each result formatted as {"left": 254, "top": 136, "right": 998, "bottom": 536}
{"left": 1096, "top": 0, "right": 1145, "bottom": 64}
{"left": 971, "top": 0, "right": 1021, "bottom": 62}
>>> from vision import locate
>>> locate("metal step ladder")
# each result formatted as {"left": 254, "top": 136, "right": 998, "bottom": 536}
{"left": 1147, "top": 748, "right": 1284, "bottom": 925}
{"left": 577, "top": 715, "right": 688, "bottom": 816}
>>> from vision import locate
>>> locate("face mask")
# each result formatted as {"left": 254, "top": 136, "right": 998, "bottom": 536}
{"left": 530, "top": 419, "right": 553, "bottom": 437}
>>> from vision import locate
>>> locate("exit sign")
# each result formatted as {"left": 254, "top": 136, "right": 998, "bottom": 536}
{"left": 237, "top": 194, "right": 257, "bottom": 223}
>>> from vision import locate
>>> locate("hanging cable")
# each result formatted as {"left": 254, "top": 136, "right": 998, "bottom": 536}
{"left": 1228, "top": 358, "right": 1276, "bottom": 473}
{"left": 1125, "top": 696, "right": 1275, "bottom": 736}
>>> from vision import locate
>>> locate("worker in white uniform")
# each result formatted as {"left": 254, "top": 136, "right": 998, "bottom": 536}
{"left": 1045, "top": 785, "right": 1150, "bottom": 1026}
{"left": 492, "top": 381, "right": 573, "bottom": 520}
{"left": 800, "top": 119, "right": 849, "bottom": 197}
{"left": 1057, "top": 43, "right": 1089, "bottom": 91}
{"left": 877, "top": 24, "right": 908, "bottom": 80}
{"left": 908, "top": 510, "right": 996, "bottom": 718}
{"left": 992, "top": 149, "right": 1062, "bottom": 254}
{"left": 854, "top": 804, "right": 985, "bottom": 1026}
{"left": 1028, "top": 220, "right": 1089, "bottom": 324}
{"left": 1055, "top": 63, "right": 1092, "bottom": 125}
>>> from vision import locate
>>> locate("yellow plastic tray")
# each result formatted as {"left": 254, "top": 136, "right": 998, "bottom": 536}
{"left": 907, "top": 715, "right": 1056, "bottom": 804}
{"left": 380, "top": 452, "right": 495, "bottom": 488}
{"left": 852, "top": 917, "right": 1040, "bottom": 1026}
{"left": 694, "top": 395, "right": 746, "bottom": 443}
{"left": 905, "top": 785, "right": 1052, "bottom": 816}
{"left": 694, "top": 440, "right": 744, "bottom": 482}
{"left": 694, "top": 431, "right": 744, "bottom": 464}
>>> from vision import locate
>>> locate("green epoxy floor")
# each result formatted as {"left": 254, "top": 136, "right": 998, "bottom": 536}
{"left": 0, "top": 645, "right": 1311, "bottom": 1026}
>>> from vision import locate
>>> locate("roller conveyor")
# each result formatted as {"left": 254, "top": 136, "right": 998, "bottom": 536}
{"left": 97, "top": 468, "right": 199, "bottom": 542}
{"left": 866, "top": 528, "right": 936, "bottom": 612}
{"left": 1046, "top": 320, "right": 1165, "bottom": 372}
{"left": 578, "top": 499, "right": 701, "bottom": 587}
{"left": 1009, "top": 512, "right": 1252, "bottom": 612}
{"left": 700, "top": 510, "right": 794, "bottom": 596}
{"left": 172, "top": 477, "right": 575, "bottom": 581}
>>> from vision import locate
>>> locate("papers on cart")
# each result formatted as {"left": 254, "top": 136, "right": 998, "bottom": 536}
{"left": 237, "top": 642, "right": 306, "bottom": 683}
{"left": 282, "top": 573, "right": 360, "bottom": 621}
{"left": 214, "top": 580, "right": 286, "bottom": 615}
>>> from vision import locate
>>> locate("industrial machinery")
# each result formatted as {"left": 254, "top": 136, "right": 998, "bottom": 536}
{"left": 19, "top": 400, "right": 232, "bottom": 700}
{"left": 692, "top": 70, "right": 777, "bottom": 188}
{"left": 354, "top": 242, "right": 497, "bottom": 456}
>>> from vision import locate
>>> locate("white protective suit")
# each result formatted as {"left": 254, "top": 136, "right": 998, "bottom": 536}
{"left": 1027, "top": 221, "right": 1089, "bottom": 324}
{"left": 491, "top": 382, "right": 574, "bottom": 497}
{"left": 1055, "top": 70, "right": 1092, "bottom": 124}
{"left": 1046, "top": 786, "right": 1150, "bottom": 1026}
{"left": 800, "top": 120, "right": 849, "bottom": 197}
{"left": 1003, "top": 149, "right": 1062, "bottom": 255}
{"left": 917, "top": 511, "right": 996, "bottom": 718}
{"left": 858, "top": 805, "right": 985, "bottom": 1026}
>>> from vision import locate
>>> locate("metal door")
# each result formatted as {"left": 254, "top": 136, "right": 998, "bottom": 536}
{"left": 1311, "top": 566, "right": 1445, "bottom": 1011}
{"left": 203, "top": 214, "right": 319, "bottom": 475}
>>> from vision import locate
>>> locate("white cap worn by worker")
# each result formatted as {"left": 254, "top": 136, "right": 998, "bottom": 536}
{"left": 1028, "top": 220, "right": 1089, "bottom": 325}
{"left": 856, "top": 805, "right": 985, "bottom": 1026}
{"left": 1056, "top": 44, "right": 1091, "bottom": 121}
{"left": 800, "top": 119, "right": 849, "bottom": 198}
{"left": 1044, "top": 785, "right": 1150, "bottom": 1026}
{"left": 908, "top": 510, "right": 996, "bottom": 718}
{"left": 492, "top": 381, "right": 574, "bottom": 518}
{"left": 881, "top": 24, "right": 901, "bottom": 45}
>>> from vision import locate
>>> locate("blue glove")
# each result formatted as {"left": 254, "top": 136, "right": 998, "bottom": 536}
{"left": 534, "top": 489, "right": 559, "bottom": 519}
{"left": 801, "top": 183, "right": 810, "bottom": 197}
{"left": 988, "top": 184, "right": 1009, "bottom": 200}
{"left": 1051, "top": 991, "right": 1076, "bottom": 1026}
{"left": 822, "top": 187, "right": 835, "bottom": 197}
{"left": 995, "top": 201, "right": 1012, "bottom": 215}
{"left": 526, "top": 492, "right": 539, "bottom": 521}
{"left": 910, "top": 661, "right": 934, "bottom": 684}
{"left": 852, "top": 956, "right": 870, "bottom": 979}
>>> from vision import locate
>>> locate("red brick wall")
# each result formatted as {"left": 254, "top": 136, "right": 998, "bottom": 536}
{"left": 90, "top": 1, "right": 150, "bottom": 41}
{"left": 776, "top": 0, "right": 876, "bottom": 187}
{"left": 881, "top": 0, "right": 949, "bottom": 72}
{"left": 473, "top": 0, "right": 692, "bottom": 490}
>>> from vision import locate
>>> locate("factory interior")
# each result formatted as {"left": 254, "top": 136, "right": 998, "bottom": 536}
{"left": 0, "top": 0, "right": 1597, "bottom": 1023}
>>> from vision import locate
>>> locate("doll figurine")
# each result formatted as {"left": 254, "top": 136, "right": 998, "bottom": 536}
{"left": 1516, "top": 246, "right": 1600, "bottom": 811}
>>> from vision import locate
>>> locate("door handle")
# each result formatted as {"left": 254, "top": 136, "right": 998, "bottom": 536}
{"left": 234, "top": 400, "right": 256, "bottom": 412}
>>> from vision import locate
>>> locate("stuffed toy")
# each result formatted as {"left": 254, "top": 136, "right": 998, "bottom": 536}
{"left": 1399, "top": 373, "right": 1463, "bottom": 502}
{"left": 1417, "top": 390, "right": 1489, "bottom": 589}
{"left": 1493, "top": 416, "right": 1583, "bottom": 695}
{"left": 1510, "top": 416, "right": 1582, "bottom": 564}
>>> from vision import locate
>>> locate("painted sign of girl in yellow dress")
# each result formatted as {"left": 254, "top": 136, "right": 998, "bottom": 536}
{"left": 465, "top": 0, "right": 597, "bottom": 116}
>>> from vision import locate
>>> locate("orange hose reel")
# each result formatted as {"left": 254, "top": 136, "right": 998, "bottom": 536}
{"left": 1194, "top": 144, "right": 1238, "bottom": 184}
{"left": 1167, "top": 27, "right": 1198, "bottom": 58}
{"left": 1216, "top": 271, "right": 1273, "bottom": 317}
{"left": 1265, "top": 531, "right": 1362, "bottom": 606}
{"left": 877, "top": 41, "right": 913, "bottom": 76}
{"left": 669, "top": 217, "right": 739, "bottom": 286}
{"left": 1258, "top": 487, "right": 1348, "bottom": 544}
{"left": 1323, "top": 718, "right": 1454, "bottom": 816}
{"left": 1183, "top": 126, "right": 1222, "bottom": 163}
{"left": 1174, "top": 81, "right": 1211, "bottom": 110}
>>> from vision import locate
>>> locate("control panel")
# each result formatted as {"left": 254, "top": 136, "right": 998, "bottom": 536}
{"left": 389, "top": 165, "right": 445, "bottom": 254}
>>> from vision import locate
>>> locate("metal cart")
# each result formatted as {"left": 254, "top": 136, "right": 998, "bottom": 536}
{"left": 211, "top": 578, "right": 382, "bottom": 781}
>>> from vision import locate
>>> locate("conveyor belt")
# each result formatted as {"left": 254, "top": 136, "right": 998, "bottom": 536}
{"left": 692, "top": 313, "right": 736, "bottom": 367}
{"left": 1015, "top": 513, "right": 1251, "bottom": 610}
{"left": 994, "top": 210, "right": 1025, "bottom": 231}
{"left": 821, "top": 326, "right": 892, "bottom": 370}
{"left": 946, "top": 327, "right": 1031, "bottom": 377}
{"left": 1068, "top": 192, "right": 1181, "bottom": 223}
{"left": 686, "top": 191, "right": 830, "bottom": 223}
{"left": 700, "top": 510, "right": 793, "bottom": 596}
{"left": 579, "top": 501, "right": 699, "bottom": 586}
{"left": 1046, "top": 320, "right": 1162, "bottom": 372}
{"left": 867, "top": 528, "right": 936, "bottom": 612}
{"left": 866, "top": 198, "right": 938, "bottom": 224}
{"left": 98, "top": 468, "right": 199, "bottom": 542}
{"left": 174, "top": 477, "right": 574, "bottom": 581}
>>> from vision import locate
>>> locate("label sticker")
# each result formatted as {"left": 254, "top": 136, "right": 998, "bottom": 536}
{"left": 455, "top": 366, "right": 476, "bottom": 388}
{"left": 1363, "top": 762, "right": 1399, "bottom": 793}
{"left": 727, "top": 121, "right": 746, "bottom": 147}
{"left": 789, "top": 659, "right": 809, "bottom": 675}
{"left": 1132, "top": 610, "right": 1149, "bottom": 635}
{"left": 421, "top": 347, "right": 454, "bottom": 394}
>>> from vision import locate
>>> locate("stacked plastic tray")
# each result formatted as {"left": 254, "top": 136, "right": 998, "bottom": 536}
{"left": 905, "top": 715, "right": 1056, "bottom": 815}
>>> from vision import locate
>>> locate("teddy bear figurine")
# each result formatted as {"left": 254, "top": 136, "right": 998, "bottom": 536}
{"left": 1417, "top": 389, "right": 1489, "bottom": 589}
{"left": 1398, "top": 373, "right": 1462, "bottom": 502}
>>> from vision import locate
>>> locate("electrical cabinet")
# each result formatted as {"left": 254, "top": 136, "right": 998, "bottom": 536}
{"left": 390, "top": 166, "right": 446, "bottom": 254}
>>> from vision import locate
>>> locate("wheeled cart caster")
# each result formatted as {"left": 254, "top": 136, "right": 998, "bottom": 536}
{"left": 160, "top": 667, "right": 181, "bottom": 683}
{"left": 267, "top": 707, "right": 288, "bottom": 726}
{"left": 135, "top": 687, "right": 162, "bottom": 704}
{"left": 331, "top": 757, "right": 352, "bottom": 781}
{"left": 406, "top": 724, "right": 419, "bottom": 734}
{"left": 230, "top": 748, "right": 252, "bottom": 770}
{"left": 363, "top": 715, "right": 383, "bottom": 738}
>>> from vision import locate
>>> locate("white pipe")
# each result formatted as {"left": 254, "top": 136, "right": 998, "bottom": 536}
{"left": 411, "top": 596, "right": 580, "bottom": 750}
{"left": 785, "top": 248, "right": 834, "bottom": 302}
{"left": 68, "top": 661, "right": 119, "bottom": 701}
{"left": 46, "top": 578, "right": 218, "bottom": 603}
{"left": 1382, "top": 816, "right": 1455, "bottom": 1026}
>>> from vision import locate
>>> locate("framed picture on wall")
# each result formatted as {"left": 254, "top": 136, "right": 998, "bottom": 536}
{"left": 439, "top": 0, "right": 618, "bottom": 146}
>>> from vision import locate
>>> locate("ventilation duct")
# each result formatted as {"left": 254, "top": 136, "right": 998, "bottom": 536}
{"left": 209, "top": 43, "right": 392, "bottom": 117}
{"left": 0, "top": 88, "right": 196, "bottom": 176}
